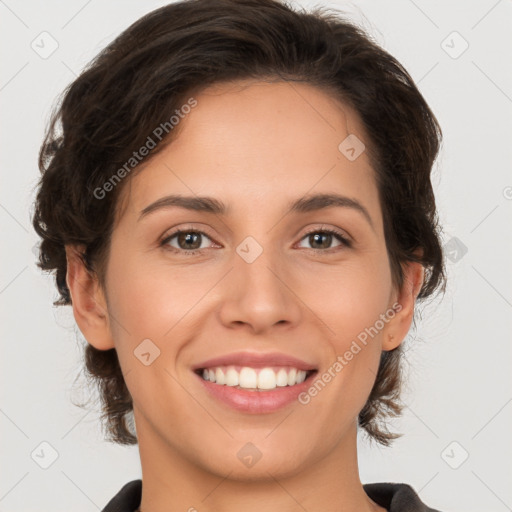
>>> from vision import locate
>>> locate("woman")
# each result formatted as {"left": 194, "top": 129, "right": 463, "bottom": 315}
{"left": 32, "top": 0, "right": 446, "bottom": 510}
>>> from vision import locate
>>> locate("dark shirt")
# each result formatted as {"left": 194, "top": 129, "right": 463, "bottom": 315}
{"left": 101, "top": 479, "right": 442, "bottom": 512}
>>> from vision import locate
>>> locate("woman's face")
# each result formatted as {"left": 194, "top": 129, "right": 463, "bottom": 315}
{"left": 74, "top": 79, "right": 418, "bottom": 480}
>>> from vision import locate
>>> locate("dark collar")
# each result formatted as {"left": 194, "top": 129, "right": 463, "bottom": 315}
{"left": 101, "top": 479, "right": 442, "bottom": 512}
{"left": 363, "top": 482, "right": 441, "bottom": 512}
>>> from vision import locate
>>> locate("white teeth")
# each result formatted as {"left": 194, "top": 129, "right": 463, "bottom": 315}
{"left": 287, "top": 368, "right": 297, "bottom": 386}
{"left": 200, "top": 365, "right": 312, "bottom": 390}
{"left": 239, "top": 367, "right": 257, "bottom": 388}
{"left": 257, "top": 368, "right": 276, "bottom": 390}
{"left": 276, "top": 368, "right": 288, "bottom": 387}
{"left": 215, "top": 368, "right": 226, "bottom": 385}
{"left": 225, "top": 367, "right": 239, "bottom": 386}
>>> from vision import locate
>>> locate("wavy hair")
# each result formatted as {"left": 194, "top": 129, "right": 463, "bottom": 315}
{"left": 32, "top": 0, "right": 446, "bottom": 446}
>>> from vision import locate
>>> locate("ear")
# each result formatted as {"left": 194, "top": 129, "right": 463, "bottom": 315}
{"left": 65, "top": 245, "right": 115, "bottom": 350}
{"left": 382, "top": 256, "right": 424, "bottom": 352}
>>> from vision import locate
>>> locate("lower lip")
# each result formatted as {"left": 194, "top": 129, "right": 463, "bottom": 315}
{"left": 194, "top": 371, "right": 317, "bottom": 414}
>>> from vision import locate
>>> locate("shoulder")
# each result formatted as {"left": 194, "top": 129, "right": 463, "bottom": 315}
{"left": 363, "top": 482, "right": 443, "bottom": 512}
{"left": 101, "top": 479, "right": 142, "bottom": 512}
{"left": 101, "top": 479, "right": 445, "bottom": 512}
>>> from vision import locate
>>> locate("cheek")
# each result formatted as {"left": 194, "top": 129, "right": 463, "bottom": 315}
{"left": 295, "top": 255, "right": 392, "bottom": 420}
{"left": 296, "top": 252, "right": 393, "bottom": 348}
{"left": 105, "top": 246, "right": 211, "bottom": 341}
{"left": 103, "top": 249, "right": 211, "bottom": 414}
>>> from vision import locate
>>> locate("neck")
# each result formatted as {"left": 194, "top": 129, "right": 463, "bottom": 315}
{"left": 134, "top": 412, "right": 385, "bottom": 512}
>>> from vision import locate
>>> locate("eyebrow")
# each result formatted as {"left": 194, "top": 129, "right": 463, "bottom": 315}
{"left": 138, "top": 193, "right": 374, "bottom": 229}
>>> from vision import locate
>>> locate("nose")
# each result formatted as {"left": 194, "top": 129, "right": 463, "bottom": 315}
{"left": 217, "top": 245, "right": 302, "bottom": 335}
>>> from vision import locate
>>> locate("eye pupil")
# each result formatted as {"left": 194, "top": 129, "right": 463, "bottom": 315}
{"left": 178, "top": 232, "right": 201, "bottom": 250}
{"left": 165, "top": 228, "right": 346, "bottom": 255}
{"left": 310, "top": 232, "right": 332, "bottom": 249}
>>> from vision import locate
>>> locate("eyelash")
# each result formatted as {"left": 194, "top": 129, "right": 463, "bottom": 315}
{"left": 159, "top": 226, "right": 352, "bottom": 256}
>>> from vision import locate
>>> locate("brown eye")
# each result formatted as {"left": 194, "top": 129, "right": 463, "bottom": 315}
{"left": 161, "top": 230, "right": 213, "bottom": 254}
{"left": 176, "top": 231, "right": 202, "bottom": 250}
{"left": 308, "top": 232, "right": 333, "bottom": 249}
{"left": 297, "top": 229, "right": 352, "bottom": 251}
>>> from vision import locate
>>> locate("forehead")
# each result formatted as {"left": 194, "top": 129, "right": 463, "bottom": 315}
{"left": 116, "top": 79, "right": 380, "bottom": 225}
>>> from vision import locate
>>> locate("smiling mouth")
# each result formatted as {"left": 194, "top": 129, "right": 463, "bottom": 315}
{"left": 194, "top": 366, "right": 317, "bottom": 391}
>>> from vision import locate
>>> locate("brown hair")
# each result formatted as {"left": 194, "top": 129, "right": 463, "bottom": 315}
{"left": 32, "top": 0, "right": 446, "bottom": 446}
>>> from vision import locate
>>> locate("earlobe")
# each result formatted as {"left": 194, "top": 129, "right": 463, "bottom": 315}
{"left": 65, "top": 245, "right": 115, "bottom": 350}
{"left": 382, "top": 259, "right": 424, "bottom": 351}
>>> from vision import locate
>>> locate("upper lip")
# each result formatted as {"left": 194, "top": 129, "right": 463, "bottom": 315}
{"left": 192, "top": 351, "right": 317, "bottom": 371}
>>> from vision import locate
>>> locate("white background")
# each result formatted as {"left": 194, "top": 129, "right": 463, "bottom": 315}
{"left": 1, "top": 1, "right": 511, "bottom": 511}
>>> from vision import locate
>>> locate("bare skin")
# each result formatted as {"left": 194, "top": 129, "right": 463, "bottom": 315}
{"left": 65, "top": 79, "right": 423, "bottom": 512}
